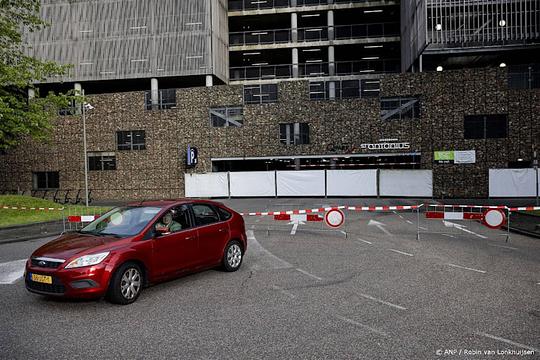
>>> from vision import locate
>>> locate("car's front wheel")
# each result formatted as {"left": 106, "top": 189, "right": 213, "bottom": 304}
{"left": 222, "top": 240, "right": 243, "bottom": 272}
{"left": 106, "top": 262, "right": 143, "bottom": 305}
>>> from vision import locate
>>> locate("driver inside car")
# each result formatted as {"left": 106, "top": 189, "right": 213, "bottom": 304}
{"left": 155, "top": 211, "right": 182, "bottom": 234}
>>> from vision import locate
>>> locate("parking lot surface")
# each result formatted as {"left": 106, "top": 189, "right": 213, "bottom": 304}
{"left": 1, "top": 199, "right": 539, "bottom": 359}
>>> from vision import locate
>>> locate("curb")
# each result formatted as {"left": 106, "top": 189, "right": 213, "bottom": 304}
{"left": 0, "top": 220, "right": 63, "bottom": 231}
{"left": 0, "top": 232, "right": 63, "bottom": 245}
{"left": 505, "top": 226, "right": 540, "bottom": 239}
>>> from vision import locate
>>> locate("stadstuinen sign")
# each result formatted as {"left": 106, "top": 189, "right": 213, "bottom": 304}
{"left": 360, "top": 139, "right": 410, "bottom": 151}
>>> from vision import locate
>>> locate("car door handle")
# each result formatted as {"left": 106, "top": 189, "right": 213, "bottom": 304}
{"left": 184, "top": 236, "right": 196, "bottom": 240}
{"left": 218, "top": 228, "right": 227, "bottom": 233}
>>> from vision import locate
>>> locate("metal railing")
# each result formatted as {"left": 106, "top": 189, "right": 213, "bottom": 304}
{"left": 230, "top": 59, "right": 399, "bottom": 80}
{"left": 229, "top": 0, "right": 382, "bottom": 11}
{"left": 229, "top": 22, "right": 399, "bottom": 46}
{"left": 230, "top": 64, "right": 293, "bottom": 81}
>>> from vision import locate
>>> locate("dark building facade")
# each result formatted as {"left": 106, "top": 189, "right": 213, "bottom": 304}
{"left": 1, "top": 67, "right": 538, "bottom": 200}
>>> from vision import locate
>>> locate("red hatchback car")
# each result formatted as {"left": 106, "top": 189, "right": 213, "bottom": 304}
{"left": 25, "top": 200, "right": 247, "bottom": 304}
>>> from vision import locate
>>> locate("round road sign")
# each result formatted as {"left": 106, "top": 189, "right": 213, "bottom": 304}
{"left": 325, "top": 209, "right": 345, "bottom": 228}
{"left": 482, "top": 209, "right": 506, "bottom": 229}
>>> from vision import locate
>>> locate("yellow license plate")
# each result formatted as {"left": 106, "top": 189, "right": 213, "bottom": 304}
{"left": 31, "top": 273, "right": 52, "bottom": 284}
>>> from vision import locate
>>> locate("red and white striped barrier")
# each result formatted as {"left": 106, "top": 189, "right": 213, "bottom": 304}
{"left": 273, "top": 214, "right": 323, "bottom": 222}
{"left": 67, "top": 215, "right": 99, "bottom": 223}
{"left": 240, "top": 206, "right": 346, "bottom": 216}
{"left": 240, "top": 204, "right": 420, "bottom": 216}
{"left": 347, "top": 205, "right": 420, "bottom": 211}
{"left": 508, "top": 206, "right": 540, "bottom": 211}
{"left": 428, "top": 204, "right": 507, "bottom": 210}
{"left": 1, "top": 205, "right": 65, "bottom": 211}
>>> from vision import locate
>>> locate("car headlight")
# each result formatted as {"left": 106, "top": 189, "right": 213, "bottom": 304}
{"left": 65, "top": 252, "right": 110, "bottom": 269}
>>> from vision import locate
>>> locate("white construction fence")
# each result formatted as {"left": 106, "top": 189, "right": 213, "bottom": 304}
{"left": 489, "top": 168, "right": 539, "bottom": 198}
{"left": 185, "top": 169, "right": 433, "bottom": 198}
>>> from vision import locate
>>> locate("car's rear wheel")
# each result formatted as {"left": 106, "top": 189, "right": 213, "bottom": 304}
{"left": 106, "top": 262, "right": 143, "bottom": 305}
{"left": 222, "top": 240, "right": 243, "bottom": 272}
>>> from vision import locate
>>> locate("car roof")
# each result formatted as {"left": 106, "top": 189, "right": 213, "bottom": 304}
{"left": 126, "top": 199, "right": 224, "bottom": 207}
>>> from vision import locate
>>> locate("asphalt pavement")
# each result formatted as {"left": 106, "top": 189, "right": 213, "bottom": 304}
{"left": 0, "top": 198, "right": 539, "bottom": 359}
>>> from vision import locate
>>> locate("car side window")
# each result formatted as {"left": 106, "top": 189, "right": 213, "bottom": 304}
{"left": 155, "top": 205, "right": 191, "bottom": 234}
{"left": 217, "top": 207, "right": 232, "bottom": 221}
{"left": 192, "top": 204, "right": 220, "bottom": 226}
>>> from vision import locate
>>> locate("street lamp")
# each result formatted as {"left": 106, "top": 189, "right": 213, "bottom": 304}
{"left": 81, "top": 89, "right": 94, "bottom": 207}
{"left": 534, "top": 150, "right": 539, "bottom": 206}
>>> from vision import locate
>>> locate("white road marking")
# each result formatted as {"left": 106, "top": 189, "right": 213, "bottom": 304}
{"left": 441, "top": 234, "right": 456, "bottom": 238}
{"left": 290, "top": 223, "right": 299, "bottom": 235}
{"left": 272, "top": 285, "right": 296, "bottom": 299}
{"left": 406, "top": 220, "right": 414, "bottom": 225}
{"left": 356, "top": 238, "right": 372, "bottom": 245}
{"left": 488, "top": 243, "right": 518, "bottom": 250}
{"left": 388, "top": 249, "right": 414, "bottom": 257}
{"left": 356, "top": 292, "right": 407, "bottom": 310}
{"left": 255, "top": 218, "right": 261, "bottom": 223}
{"left": 419, "top": 226, "right": 428, "bottom": 230}
{"left": 475, "top": 332, "right": 540, "bottom": 352}
{"left": 443, "top": 221, "right": 488, "bottom": 239}
{"left": 295, "top": 268, "right": 323, "bottom": 281}
{"left": 368, "top": 219, "right": 391, "bottom": 236}
{"left": 246, "top": 230, "right": 293, "bottom": 270}
{"left": 393, "top": 211, "right": 404, "bottom": 219}
{"left": 0, "top": 259, "right": 27, "bottom": 285}
{"left": 335, "top": 315, "right": 389, "bottom": 337}
{"left": 447, "top": 263, "right": 486, "bottom": 274}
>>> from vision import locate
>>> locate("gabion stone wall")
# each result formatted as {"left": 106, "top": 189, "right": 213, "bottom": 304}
{"left": 0, "top": 67, "right": 538, "bottom": 200}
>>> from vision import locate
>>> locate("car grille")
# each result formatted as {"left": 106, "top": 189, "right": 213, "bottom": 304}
{"left": 25, "top": 276, "right": 66, "bottom": 294}
{"left": 31, "top": 258, "right": 63, "bottom": 269}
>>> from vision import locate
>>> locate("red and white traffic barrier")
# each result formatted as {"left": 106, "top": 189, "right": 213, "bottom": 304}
{"left": 67, "top": 215, "right": 99, "bottom": 223}
{"left": 1, "top": 205, "right": 64, "bottom": 211}
{"left": 428, "top": 204, "right": 507, "bottom": 210}
{"left": 240, "top": 204, "right": 420, "bottom": 216}
{"left": 240, "top": 206, "right": 346, "bottom": 216}
{"left": 273, "top": 214, "right": 323, "bottom": 222}
{"left": 508, "top": 206, "right": 540, "bottom": 211}
{"left": 347, "top": 205, "right": 420, "bottom": 211}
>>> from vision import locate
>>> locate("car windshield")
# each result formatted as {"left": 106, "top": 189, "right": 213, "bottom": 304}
{"left": 79, "top": 206, "right": 162, "bottom": 238}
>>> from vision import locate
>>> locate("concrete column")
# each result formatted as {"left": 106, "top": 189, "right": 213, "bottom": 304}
{"left": 290, "top": 0, "right": 297, "bottom": 7}
{"left": 74, "top": 83, "right": 82, "bottom": 114}
{"left": 291, "top": 12, "right": 298, "bottom": 43}
{"left": 151, "top": 77, "right": 159, "bottom": 109}
{"left": 328, "top": 45, "right": 335, "bottom": 76}
{"left": 327, "top": 10, "right": 334, "bottom": 41}
{"left": 292, "top": 48, "right": 299, "bottom": 78}
{"left": 328, "top": 81, "right": 336, "bottom": 100}
{"left": 294, "top": 158, "right": 301, "bottom": 170}
{"left": 28, "top": 88, "right": 35, "bottom": 100}
{"left": 206, "top": 75, "right": 213, "bottom": 87}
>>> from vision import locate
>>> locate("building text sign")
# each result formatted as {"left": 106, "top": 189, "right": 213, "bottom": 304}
{"left": 361, "top": 139, "right": 410, "bottom": 151}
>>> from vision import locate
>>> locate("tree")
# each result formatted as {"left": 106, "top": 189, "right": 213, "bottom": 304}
{"left": 0, "top": 0, "right": 74, "bottom": 151}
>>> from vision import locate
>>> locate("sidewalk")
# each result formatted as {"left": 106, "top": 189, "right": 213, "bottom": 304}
{"left": 507, "top": 212, "right": 540, "bottom": 238}
{"left": 0, "top": 220, "right": 64, "bottom": 245}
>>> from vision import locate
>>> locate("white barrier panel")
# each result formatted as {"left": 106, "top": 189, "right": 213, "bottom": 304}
{"left": 185, "top": 173, "right": 229, "bottom": 198}
{"left": 277, "top": 170, "right": 326, "bottom": 196}
{"left": 379, "top": 170, "right": 433, "bottom": 197}
{"left": 489, "top": 168, "right": 537, "bottom": 197}
{"left": 230, "top": 171, "right": 276, "bottom": 197}
{"left": 326, "top": 170, "right": 378, "bottom": 196}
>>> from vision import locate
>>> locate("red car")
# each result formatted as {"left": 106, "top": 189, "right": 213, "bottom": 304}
{"left": 25, "top": 200, "right": 247, "bottom": 304}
